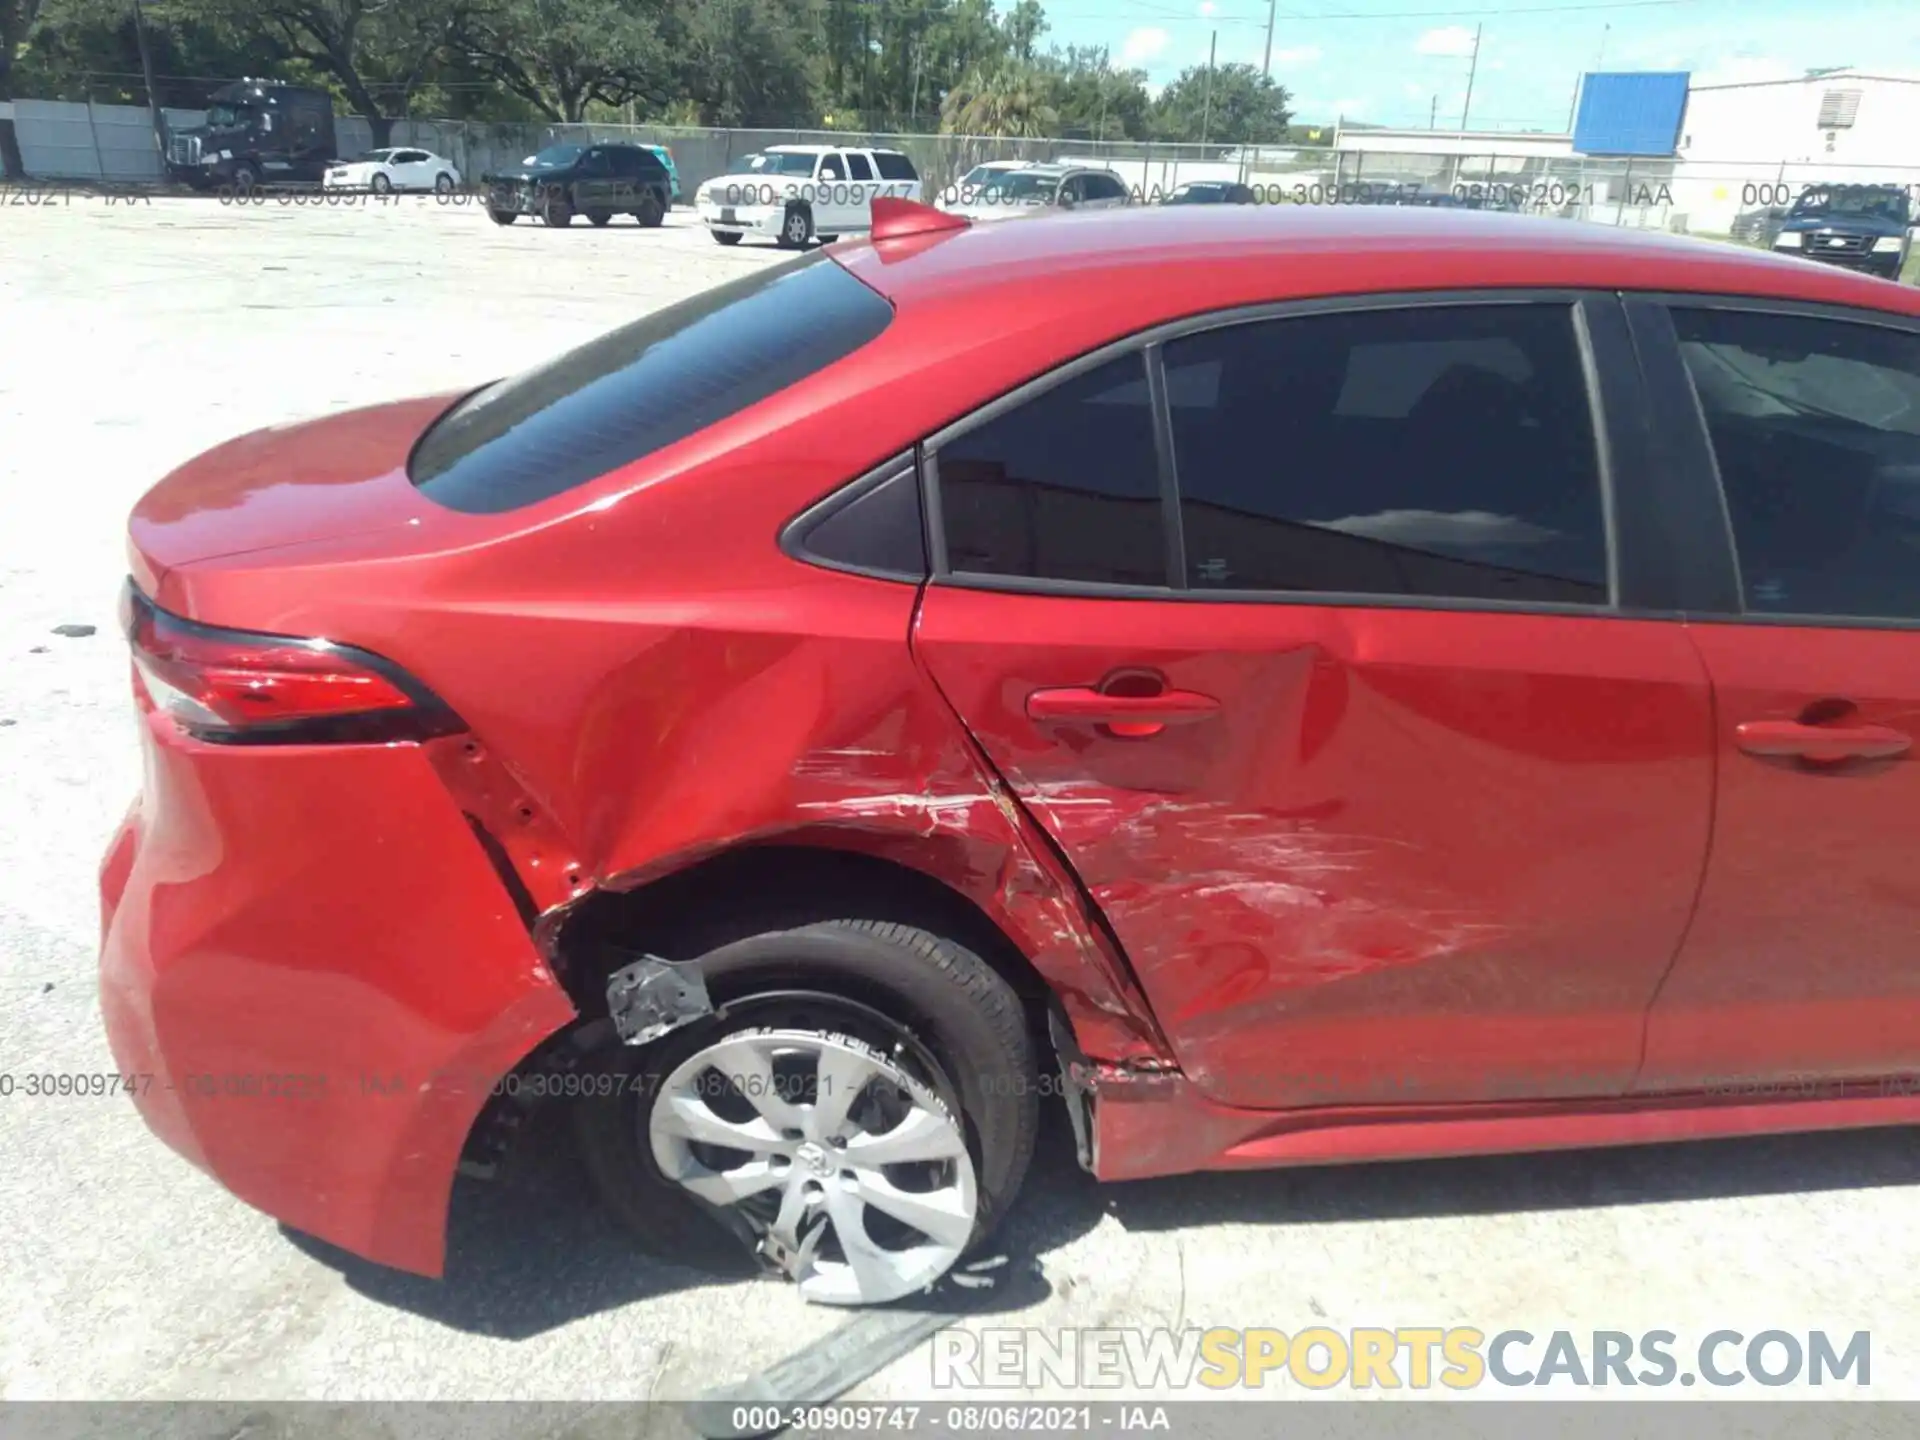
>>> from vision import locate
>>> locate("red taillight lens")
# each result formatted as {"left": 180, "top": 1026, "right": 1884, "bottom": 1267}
{"left": 124, "top": 586, "right": 461, "bottom": 744}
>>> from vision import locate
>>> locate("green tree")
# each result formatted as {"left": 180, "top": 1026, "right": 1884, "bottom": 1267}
{"left": 0, "top": 0, "right": 50, "bottom": 175}
{"left": 678, "top": 0, "right": 817, "bottom": 127}
{"left": 162, "top": 0, "right": 470, "bottom": 146}
{"left": 456, "top": 0, "right": 669, "bottom": 122}
{"left": 939, "top": 60, "right": 1055, "bottom": 138}
{"left": 1042, "top": 44, "right": 1148, "bottom": 139}
{"left": 1149, "top": 61, "right": 1290, "bottom": 145}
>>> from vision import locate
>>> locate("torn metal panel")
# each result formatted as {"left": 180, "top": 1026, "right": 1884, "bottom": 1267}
{"left": 606, "top": 952, "right": 713, "bottom": 1046}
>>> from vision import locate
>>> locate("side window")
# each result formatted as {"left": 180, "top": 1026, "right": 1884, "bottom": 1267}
{"left": 819, "top": 154, "right": 847, "bottom": 180}
{"left": 936, "top": 353, "right": 1167, "bottom": 587}
{"left": 1672, "top": 307, "right": 1920, "bottom": 621}
{"left": 847, "top": 152, "right": 874, "bottom": 181}
{"left": 578, "top": 149, "right": 610, "bottom": 176}
{"left": 397, "top": 149, "right": 428, "bottom": 164}
{"left": 1085, "top": 173, "right": 1127, "bottom": 201}
{"left": 874, "top": 152, "right": 919, "bottom": 181}
{"left": 605, "top": 148, "right": 637, "bottom": 176}
{"left": 1165, "top": 304, "right": 1609, "bottom": 603}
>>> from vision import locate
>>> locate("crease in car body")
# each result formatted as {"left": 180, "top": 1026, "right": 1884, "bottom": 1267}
{"left": 98, "top": 200, "right": 1920, "bottom": 1307}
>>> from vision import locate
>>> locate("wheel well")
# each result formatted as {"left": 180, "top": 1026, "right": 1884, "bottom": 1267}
{"left": 551, "top": 845, "right": 1058, "bottom": 1029}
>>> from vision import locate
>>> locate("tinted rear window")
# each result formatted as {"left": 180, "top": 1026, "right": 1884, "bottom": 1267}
{"left": 874, "top": 152, "right": 918, "bottom": 180}
{"left": 410, "top": 253, "right": 893, "bottom": 513}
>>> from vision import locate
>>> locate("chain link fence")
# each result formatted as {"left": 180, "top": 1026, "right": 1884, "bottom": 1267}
{"left": 12, "top": 97, "right": 1920, "bottom": 248}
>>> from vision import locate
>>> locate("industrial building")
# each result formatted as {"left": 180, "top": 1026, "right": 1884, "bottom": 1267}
{"left": 1326, "top": 67, "right": 1920, "bottom": 238}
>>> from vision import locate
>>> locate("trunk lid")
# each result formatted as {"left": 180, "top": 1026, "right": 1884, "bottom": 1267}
{"left": 128, "top": 393, "right": 466, "bottom": 594}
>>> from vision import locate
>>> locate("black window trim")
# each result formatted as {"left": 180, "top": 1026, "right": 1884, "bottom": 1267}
{"left": 1630, "top": 289, "right": 1920, "bottom": 631}
{"left": 919, "top": 287, "right": 1645, "bottom": 616}
{"left": 779, "top": 449, "right": 926, "bottom": 583}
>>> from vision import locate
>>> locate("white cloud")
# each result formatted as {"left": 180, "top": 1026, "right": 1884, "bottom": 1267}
{"left": 1198, "top": 1, "right": 1217, "bottom": 15}
{"left": 1298, "top": 96, "right": 1368, "bottom": 119}
{"left": 1269, "top": 44, "right": 1323, "bottom": 67}
{"left": 1416, "top": 26, "right": 1478, "bottom": 58}
{"left": 1122, "top": 26, "right": 1171, "bottom": 65}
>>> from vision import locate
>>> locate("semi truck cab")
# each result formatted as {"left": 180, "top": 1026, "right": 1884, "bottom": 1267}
{"left": 165, "top": 81, "right": 337, "bottom": 190}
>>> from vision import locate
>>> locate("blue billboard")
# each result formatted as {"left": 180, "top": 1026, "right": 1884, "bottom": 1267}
{"left": 1572, "top": 72, "right": 1690, "bottom": 156}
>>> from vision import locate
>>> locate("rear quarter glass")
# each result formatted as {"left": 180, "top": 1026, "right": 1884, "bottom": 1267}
{"left": 408, "top": 252, "right": 894, "bottom": 514}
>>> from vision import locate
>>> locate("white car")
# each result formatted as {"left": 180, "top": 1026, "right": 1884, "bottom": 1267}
{"left": 323, "top": 147, "right": 463, "bottom": 195}
{"left": 694, "top": 144, "right": 922, "bottom": 247}
{"left": 939, "top": 164, "right": 1134, "bottom": 222}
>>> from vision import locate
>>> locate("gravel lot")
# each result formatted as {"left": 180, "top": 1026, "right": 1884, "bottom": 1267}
{"left": 3, "top": 196, "right": 1920, "bottom": 1411}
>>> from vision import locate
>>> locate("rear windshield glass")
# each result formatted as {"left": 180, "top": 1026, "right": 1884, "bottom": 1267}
{"left": 410, "top": 253, "right": 893, "bottom": 514}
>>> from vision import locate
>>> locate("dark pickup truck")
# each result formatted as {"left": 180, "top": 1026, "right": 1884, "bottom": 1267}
{"left": 483, "top": 142, "right": 672, "bottom": 228}
{"left": 1770, "top": 184, "right": 1914, "bottom": 281}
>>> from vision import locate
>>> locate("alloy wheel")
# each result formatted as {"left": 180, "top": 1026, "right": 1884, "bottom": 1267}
{"left": 647, "top": 1026, "right": 976, "bottom": 1305}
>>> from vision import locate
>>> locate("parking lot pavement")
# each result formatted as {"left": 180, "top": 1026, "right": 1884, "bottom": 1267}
{"left": 4, "top": 197, "right": 1920, "bottom": 1405}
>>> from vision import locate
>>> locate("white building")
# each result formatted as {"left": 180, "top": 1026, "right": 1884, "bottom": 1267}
{"left": 1669, "top": 71, "right": 1920, "bottom": 235}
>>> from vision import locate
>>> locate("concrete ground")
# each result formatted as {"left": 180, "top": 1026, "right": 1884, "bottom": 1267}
{"left": 3, "top": 196, "right": 1919, "bottom": 1409}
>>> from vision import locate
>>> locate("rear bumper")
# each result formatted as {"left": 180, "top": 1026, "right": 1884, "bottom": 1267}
{"left": 98, "top": 707, "right": 576, "bottom": 1276}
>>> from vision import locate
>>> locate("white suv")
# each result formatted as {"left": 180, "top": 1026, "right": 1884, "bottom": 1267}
{"left": 695, "top": 144, "right": 923, "bottom": 247}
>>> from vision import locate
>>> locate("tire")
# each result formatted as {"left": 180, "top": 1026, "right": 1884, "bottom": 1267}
{"left": 370, "top": 171, "right": 391, "bottom": 195}
{"left": 777, "top": 204, "right": 813, "bottom": 249}
{"left": 572, "top": 919, "right": 1038, "bottom": 1305}
{"left": 712, "top": 230, "right": 742, "bottom": 246}
{"left": 636, "top": 190, "right": 666, "bottom": 228}
{"left": 230, "top": 162, "right": 260, "bottom": 193}
{"left": 435, "top": 172, "right": 455, "bottom": 195}
{"left": 818, "top": 234, "right": 840, "bottom": 244}
{"left": 487, "top": 208, "right": 517, "bottom": 226}
{"left": 542, "top": 190, "right": 573, "bottom": 227}
{"left": 587, "top": 209, "right": 613, "bottom": 227}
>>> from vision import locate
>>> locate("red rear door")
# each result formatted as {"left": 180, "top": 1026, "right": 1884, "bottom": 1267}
{"left": 916, "top": 293, "right": 1716, "bottom": 1110}
{"left": 1633, "top": 300, "right": 1920, "bottom": 1093}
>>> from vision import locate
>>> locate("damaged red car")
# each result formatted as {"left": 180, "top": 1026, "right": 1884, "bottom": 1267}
{"left": 101, "top": 198, "right": 1920, "bottom": 1305}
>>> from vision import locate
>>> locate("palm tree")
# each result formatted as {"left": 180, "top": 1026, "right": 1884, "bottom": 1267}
{"left": 940, "top": 63, "right": 1058, "bottom": 139}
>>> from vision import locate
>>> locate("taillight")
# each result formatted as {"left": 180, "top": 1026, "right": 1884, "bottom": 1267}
{"left": 122, "top": 584, "right": 463, "bottom": 745}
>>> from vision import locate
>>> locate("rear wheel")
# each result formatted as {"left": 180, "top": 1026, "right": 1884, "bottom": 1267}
{"left": 488, "top": 208, "right": 517, "bottom": 226}
{"left": 636, "top": 190, "right": 666, "bottom": 227}
{"left": 435, "top": 172, "right": 455, "bottom": 195}
{"left": 711, "top": 229, "right": 742, "bottom": 246}
{"left": 586, "top": 209, "right": 613, "bottom": 227}
{"left": 572, "top": 919, "right": 1038, "bottom": 1305}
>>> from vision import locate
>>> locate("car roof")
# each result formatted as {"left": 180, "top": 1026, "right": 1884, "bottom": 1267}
{"left": 837, "top": 204, "right": 1920, "bottom": 336}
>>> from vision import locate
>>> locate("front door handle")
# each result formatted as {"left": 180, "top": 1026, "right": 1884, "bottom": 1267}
{"left": 1027, "top": 686, "right": 1222, "bottom": 726}
{"left": 1734, "top": 719, "right": 1911, "bottom": 764}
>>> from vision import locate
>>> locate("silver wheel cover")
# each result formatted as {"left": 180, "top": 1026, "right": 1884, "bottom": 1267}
{"left": 648, "top": 1028, "right": 977, "bottom": 1305}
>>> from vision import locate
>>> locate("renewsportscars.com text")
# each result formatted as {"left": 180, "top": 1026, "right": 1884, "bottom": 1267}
{"left": 931, "top": 1326, "right": 1871, "bottom": 1391}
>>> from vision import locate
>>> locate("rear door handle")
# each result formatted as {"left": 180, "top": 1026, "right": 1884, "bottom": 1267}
{"left": 1734, "top": 719, "right": 1911, "bottom": 763}
{"left": 1026, "top": 686, "right": 1221, "bottom": 725}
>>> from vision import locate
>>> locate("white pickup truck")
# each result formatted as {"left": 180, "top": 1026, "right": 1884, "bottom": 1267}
{"left": 694, "top": 144, "right": 923, "bottom": 247}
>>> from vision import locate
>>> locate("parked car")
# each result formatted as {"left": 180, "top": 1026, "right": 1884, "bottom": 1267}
{"left": 1162, "top": 179, "right": 1258, "bottom": 205}
{"left": 102, "top": 200, "right": 1920, "bottom": 1309}
{"left": 940, "top": 162, "right": 1132, "bottom": 220}
{"left": 482, "top": 142, "right": 671, "bottom": 228}
{"left": 694, "top": 144, "right": 922, "bottom": 247}
{"left": 1730, "top": 205, "right": 1787, "bottom": 247}
{"left": 942, "top": 158, "right": 1029, "bottom": 205}
{"left": 323, "top": 147, "right": 462, "bottom": 195}
{"left": 643, "top": 143, "right": 683, "bottom": 204}
{"left": 1772, "top": 183, "right": 1913, "bottom": 281}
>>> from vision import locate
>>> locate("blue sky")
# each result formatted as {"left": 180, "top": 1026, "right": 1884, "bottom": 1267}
{"left": 1033, "top": 0, "right": 1920, "bottom": 131}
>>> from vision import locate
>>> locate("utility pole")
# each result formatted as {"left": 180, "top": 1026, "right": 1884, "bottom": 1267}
{"left": 1430, "top": 94, "right": 1438, "bottom": 129}
{"left": 1459, "top": 22, "right": 1482, "bottom": 131}
{"left": 132, "top": 0, "right": 169, "bottom": 162}
{"left": 1262, "top": 0, "right": 1277, "bottom": 78}
{"left": 1566, "top": 25, "right": 1610, "bottom": 133}
{"left": 1201, "top": 29, "right": 1218, "bottom": 145}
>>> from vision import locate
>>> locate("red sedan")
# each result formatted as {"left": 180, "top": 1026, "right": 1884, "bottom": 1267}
{"left": 100, "top": 199, "right": 1920, "bottom": 1306}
